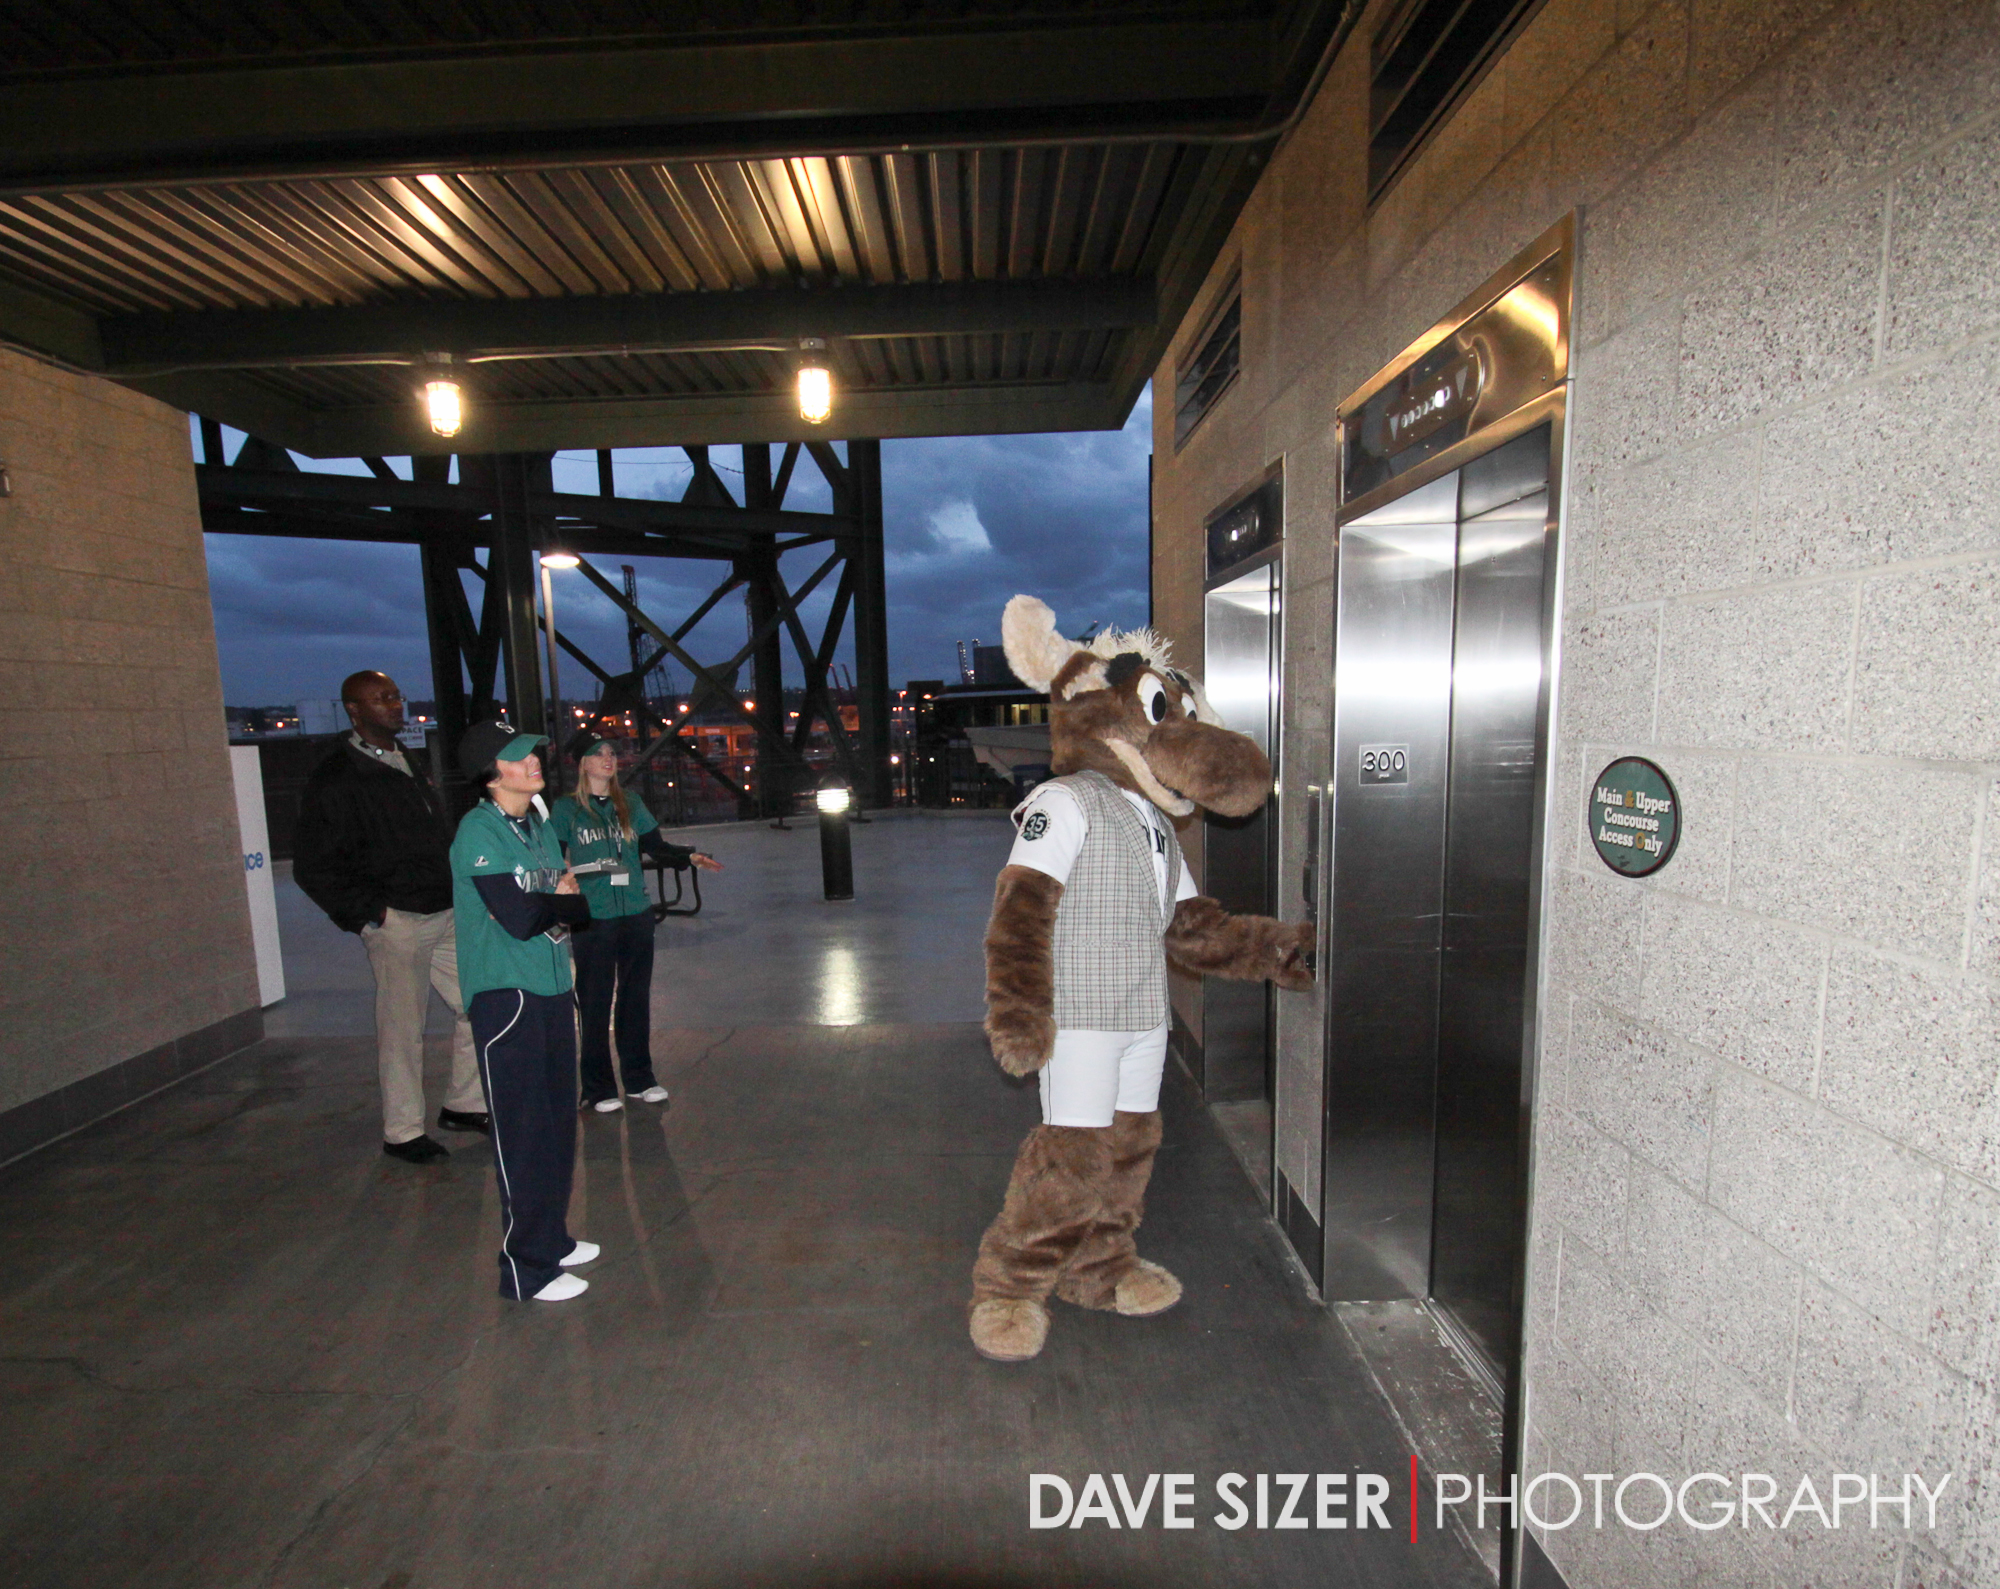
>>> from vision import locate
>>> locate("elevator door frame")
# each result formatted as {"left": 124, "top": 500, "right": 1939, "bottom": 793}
{"left": 1317, "top": 215, "right": 1574, "bottom": 1589}
{"left": 1201, "top": 541, "right": 1284, "bottom": 1110}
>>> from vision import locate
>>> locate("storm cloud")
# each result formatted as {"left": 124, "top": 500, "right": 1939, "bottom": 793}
{"left": 201, "top": 387, "right": 1152, "bottom": 715}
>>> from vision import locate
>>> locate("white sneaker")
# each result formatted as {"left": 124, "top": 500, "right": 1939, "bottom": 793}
{"left": 531, "top": 1273, "right": 588, "bottom": 1302}
{"left": 631, "top": 1086, "right": 670, "bottom": 1105}
{"left": 560, "top": 1240, "right": 600, "bottom": 1268}
{"left": 592, "top": 1096, "right": 624, "bottom": 1113}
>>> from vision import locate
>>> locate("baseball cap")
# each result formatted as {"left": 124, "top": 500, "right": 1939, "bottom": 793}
{"left": 570, "top": 730, "right": 619, "bottom": 761}
{"left": 457, "top": 719, "right": 548, "bottom": 778}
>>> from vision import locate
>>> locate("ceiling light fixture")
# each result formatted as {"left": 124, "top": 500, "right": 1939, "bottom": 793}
{"left": 417, "top": 353, "right": 463, "bottom": 439}
{"left": 796, "top": 338, "right": 833, "bottom": 426}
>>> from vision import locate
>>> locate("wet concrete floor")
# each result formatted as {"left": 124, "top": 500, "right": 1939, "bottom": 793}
{"left": 0, "top": 811, "right": 1486, "bottom": 1588}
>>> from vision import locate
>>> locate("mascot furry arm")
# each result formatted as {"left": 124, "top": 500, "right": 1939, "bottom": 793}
{"left": 982, "top": 595, "right": 1313, "bottom": 1077}
{"left": 984, "top": 865, "right": 1062, "bottom": 1076}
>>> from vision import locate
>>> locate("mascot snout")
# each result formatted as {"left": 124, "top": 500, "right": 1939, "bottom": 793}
{"left": 1142, "top": 718, "right": 1270, "bottom": 820}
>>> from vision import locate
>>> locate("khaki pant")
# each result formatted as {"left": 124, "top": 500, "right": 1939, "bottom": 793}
{"left": 360, "top": 906, "right": 486, "bottom": 1143}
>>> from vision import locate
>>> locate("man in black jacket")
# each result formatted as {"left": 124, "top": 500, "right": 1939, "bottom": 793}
{"left": 294, "top": 671, "right": 489, "bottom": 1165}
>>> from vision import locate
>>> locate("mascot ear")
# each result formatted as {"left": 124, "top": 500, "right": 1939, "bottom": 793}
{"left": 1001, "top": 595, "right": 1083, "bottom": 694}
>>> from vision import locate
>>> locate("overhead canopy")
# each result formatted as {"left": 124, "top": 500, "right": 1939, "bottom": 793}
{"left": 0, "top": 1, "right": 1356, "bottom": 455}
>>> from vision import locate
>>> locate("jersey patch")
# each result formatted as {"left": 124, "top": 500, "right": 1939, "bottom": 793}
{"left": 1021, "top": 811, "right": 1050, "bottom": 840}
{"left": 474, "top": 855, "right": 488, "bottom": 866}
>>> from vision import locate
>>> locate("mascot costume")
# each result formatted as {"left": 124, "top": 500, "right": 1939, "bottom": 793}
{"left": 969, "top": 595, "right": 1314, "bottom": 1362}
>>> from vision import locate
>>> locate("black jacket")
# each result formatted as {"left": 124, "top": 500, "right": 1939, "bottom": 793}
{"left": 293, "top": 739, "right": 455, "bottom": 932}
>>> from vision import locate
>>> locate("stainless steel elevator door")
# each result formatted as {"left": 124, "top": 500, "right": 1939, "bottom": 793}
{"left": 1202, "top": 561, "right": 1280, "bottom": 1103}
{"left": 1322, "top": 474, "right": 1458, "bottom": 1299}
{"left": 1321, "top": 429, "right": 1553, "bottom": 1361}
{"left": 1430, "top": 431, "right": 1551, "bottom": 1376}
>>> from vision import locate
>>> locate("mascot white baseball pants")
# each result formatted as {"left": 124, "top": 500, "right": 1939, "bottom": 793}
{"left": 1038, "top": 1021, "right": 1172, "bottom": 1128}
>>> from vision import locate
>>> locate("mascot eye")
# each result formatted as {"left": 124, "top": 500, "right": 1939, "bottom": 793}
{"left": 1139, "top": 677, "right": 1169, "bottom": 723}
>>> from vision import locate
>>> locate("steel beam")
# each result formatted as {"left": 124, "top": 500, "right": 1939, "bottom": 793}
{"left": 472, "top": 453, "right": 549, "bottom": 735}
{"left": 0, "top": 21, "right": 1275, "bottom": 193}
{"left": 200, "top": 504, "right": 761, "bottom": 561}
{"left": 101, "top": 278, "right": 1157, "bottom": 375}
{"left": 194, "top": 464, "right": 843, "bottom": 541}
{"left": 742, "top": 444, "right": 792, "bottom": 820}
{"left": 847, "top": 439, "right": 892, "bottom": 809}
{"left": 410, "top": 454, "right": 473, "bottom": 788}
{"left": 143, "top": 376, "right": 1124, "bottom": 457}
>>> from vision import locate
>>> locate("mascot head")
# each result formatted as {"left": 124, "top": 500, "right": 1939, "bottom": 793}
{"left": 1000, "top": 594, "right": 1271, "bottom": 820}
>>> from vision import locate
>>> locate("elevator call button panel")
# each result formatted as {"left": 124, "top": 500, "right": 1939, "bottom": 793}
{"left": 1590, "top": 757, "right": 1680, "bottom": 877}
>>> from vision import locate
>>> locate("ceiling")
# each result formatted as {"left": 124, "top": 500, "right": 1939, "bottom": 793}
{"left": 0, "top": 1, "right": 1358, "bottom": 455}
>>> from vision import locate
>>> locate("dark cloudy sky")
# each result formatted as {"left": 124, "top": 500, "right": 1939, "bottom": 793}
{"left": 201, "top": 387, "right": 1152, "bottom": 721}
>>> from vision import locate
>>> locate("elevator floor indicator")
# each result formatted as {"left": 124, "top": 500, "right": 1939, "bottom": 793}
{"left": 1590, "top": 756, "right": 1680, "bottom": 876}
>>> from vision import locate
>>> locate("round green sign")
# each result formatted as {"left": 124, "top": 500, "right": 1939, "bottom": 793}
{"left": 1589, "top": 757, "right": 1680, "bottom": 877}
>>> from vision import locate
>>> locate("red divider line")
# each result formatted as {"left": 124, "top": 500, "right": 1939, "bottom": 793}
{"left": 1409, "top": 1454, "right": 1418, "bottom": 1542}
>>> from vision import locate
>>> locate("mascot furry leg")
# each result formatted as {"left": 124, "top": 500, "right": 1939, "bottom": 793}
{"left": 967, "top": 596, "right": 1312, "bottom": 1363}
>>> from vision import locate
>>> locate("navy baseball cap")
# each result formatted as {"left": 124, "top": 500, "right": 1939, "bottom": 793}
{"left": 457, "top": 720, "right": 548, "bottom": 778}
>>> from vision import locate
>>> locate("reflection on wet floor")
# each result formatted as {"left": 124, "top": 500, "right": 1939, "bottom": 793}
{"left": 0, "top": 810, "right": 1487, "bottom": 1589}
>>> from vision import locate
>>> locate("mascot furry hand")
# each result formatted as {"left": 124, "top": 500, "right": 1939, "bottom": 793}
{"left": 968, "top": 595, "right": 1314, "bottom": 1363}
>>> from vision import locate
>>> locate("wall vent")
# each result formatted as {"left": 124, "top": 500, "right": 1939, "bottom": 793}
{"left": 1368, "top": 0, "right": 1542, "bottom": 204}
{"left": 1174, "top": 278, "right": 1242, "bottom": 449}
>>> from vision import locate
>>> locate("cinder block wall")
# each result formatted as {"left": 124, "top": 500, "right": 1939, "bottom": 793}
{"left": 0, "top": 347, "right": 260, "bottom": 1159}
{"left": 1151, "top": 0, "right": 2000, "bottom": 1583}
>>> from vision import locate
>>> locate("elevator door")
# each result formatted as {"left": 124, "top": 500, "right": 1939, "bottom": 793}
{"left": 1322, "top": 426, "right": 1552, "bottom": 1381}
{"left": 1202, "top": 559, "right": 1280, "bottom": 1104}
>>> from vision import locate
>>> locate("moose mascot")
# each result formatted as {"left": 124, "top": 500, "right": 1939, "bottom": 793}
{"left": 969, "top": 595, "right": 1314, "bottom": 1362}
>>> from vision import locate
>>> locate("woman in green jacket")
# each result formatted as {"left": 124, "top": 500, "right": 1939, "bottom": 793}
{"left": 551, "top": 734, "right": 723, "bottom": 1112}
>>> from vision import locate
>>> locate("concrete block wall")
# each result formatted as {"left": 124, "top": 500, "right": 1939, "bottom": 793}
{"left": 1151, "top": 0, "right": 2000, "bottom": 1582}
{"left": 0, "top": 346, "right": 260, "bottom": 1157}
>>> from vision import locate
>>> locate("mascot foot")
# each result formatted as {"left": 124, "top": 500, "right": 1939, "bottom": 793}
{"left": 1113, "top": 1259, "right": 1182, "bottom": 1317}
{"left": 970, "top": 1298, "right": 1050, "bottom": 1362}
{"left": 1054, "top": 1256, "right": 1183, "bottom": 1315}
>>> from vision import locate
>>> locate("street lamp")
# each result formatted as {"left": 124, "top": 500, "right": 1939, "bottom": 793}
{"left": 816, "top": 781, "right": 853, "bottom": 901}
{"left": 539, "top": 550, "right": 579, "bottom": 779}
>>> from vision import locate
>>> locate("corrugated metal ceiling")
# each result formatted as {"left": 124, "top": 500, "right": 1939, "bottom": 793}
{"left": 0, "top": 0, "right": 1351, "bottom": 445}
{"left": 0, "top": 145, "right": 1188, "bottom": 316}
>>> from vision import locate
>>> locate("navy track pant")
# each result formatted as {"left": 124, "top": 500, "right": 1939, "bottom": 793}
{"left": 468, "top": 987, "right": 578, "bottom": 1300}
{"left": 572, "top": 909, "right": 657, "bottom": 1101}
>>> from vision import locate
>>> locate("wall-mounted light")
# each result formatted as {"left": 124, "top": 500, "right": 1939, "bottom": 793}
{"left": 416, "top": 353, "right": 463, "bottom": 438}
{"left": 796, "top": 338, "right": 833, "bottom": 426}
{"left": 539, "top": 551, "right": 580, "bottom": 570}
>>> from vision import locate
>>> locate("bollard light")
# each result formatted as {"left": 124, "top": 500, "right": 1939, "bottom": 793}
{"left": 817, "top": 780, "right": 854, "bottom": 900}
